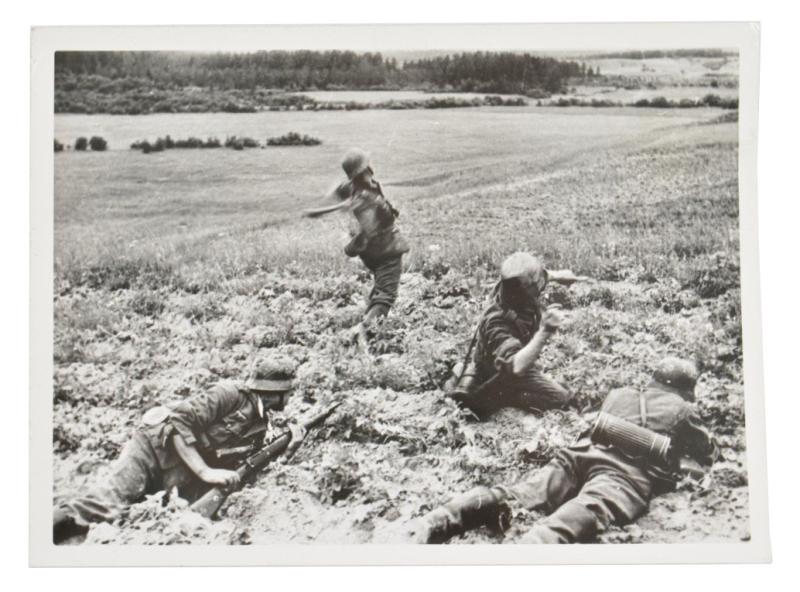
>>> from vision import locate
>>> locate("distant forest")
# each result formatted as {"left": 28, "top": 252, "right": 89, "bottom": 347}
{"left": 55, "top": 50, "right": 589, "bottom": 95}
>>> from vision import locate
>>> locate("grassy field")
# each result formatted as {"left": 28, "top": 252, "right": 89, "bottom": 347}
{"left": 52, "top": 104, "right": 748, "bottom": 544}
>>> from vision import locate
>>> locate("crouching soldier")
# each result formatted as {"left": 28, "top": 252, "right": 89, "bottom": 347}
{"left": 53, "top": 360, "right": 305, "bottom": 544}
{"left": 449, "top": 252, "right": 584, "bottom": 419}
{"left": 302, "top": 148, "right": 410, "bottom": 333}
{"left": 416, "top": 357, "right": 717, "bottom": 544}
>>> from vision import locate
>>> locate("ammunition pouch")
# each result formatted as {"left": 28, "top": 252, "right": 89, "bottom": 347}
{"left": 590, "top": 412, "right": 673, "bottom": 468}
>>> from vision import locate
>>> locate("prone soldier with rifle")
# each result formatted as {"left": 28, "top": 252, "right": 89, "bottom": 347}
{"left": 412, "top": 357, "right": 718, "bottom": 544}
{"left": 53, "top": 358, "right": 338, "bottom": 543}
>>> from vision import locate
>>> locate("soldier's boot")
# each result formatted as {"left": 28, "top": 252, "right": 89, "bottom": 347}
{"left": 409, "top": 486, "right": 511, "bottom": 544}
{"left": 53, "top": 508, "right": 89, "bottom": 544}
{"left": 363, "top": 303, "right": 390, "bottom": 325}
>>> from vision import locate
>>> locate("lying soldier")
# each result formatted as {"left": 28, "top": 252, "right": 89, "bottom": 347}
{"left": 449, "top": 251, "right": 586, "bottom": 419}
{"left": 53, "top": 360, "right": 306, "bottom": 544}
{"left": 416, "top": 357, "right": 718, "bottom": 544}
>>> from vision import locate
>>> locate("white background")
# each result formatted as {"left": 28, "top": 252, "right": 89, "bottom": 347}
{"left": 5, "top": 0, "right": 799, "bottom": 587}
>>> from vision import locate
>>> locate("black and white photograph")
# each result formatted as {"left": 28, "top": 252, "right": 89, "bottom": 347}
{"left": 29, "top": 23, "right": 768, "bottom": 565}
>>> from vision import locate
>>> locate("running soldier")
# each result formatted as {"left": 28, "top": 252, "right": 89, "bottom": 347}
{"left": 53, "top": 360, "right": 305, "bottom": 543}
{"left": 303, "top": 149, "right": 410, "bottom": 336}
{"left": 414, "top": 357, "right": 718, "bottom": 544}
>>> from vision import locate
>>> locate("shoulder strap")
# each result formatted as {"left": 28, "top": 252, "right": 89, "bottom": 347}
{"left": 639, "top": 391, "right": 648, "bottom": 428}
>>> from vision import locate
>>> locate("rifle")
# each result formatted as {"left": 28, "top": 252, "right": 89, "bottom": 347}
{"left": 191, "top": 402, "right": 341, "bottom": 519}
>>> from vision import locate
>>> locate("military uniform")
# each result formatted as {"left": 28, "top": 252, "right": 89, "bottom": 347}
{"left": 53, "top": 382, "right": 269, "bottom": 540}
{"left": 501, "top": 381, "right": 717, "bottom": 543}
{"left": 333, "top": 178, "right": 410, "bottom": 315}
{"left": 469, "top": 288, "right": 572, "bottom": 416}
{"left": 417, "top": 376, "right": 717, "bottom": 544}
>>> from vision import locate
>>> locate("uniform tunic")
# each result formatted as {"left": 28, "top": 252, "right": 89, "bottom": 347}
{"left": 501, "top": 383, "right": 717, "bottom": 543}
{"left": 53, "top": 382, "right": 267, "bottom": 538}
{"left": 468, "top": 292, "right": 571, "bottom": 416}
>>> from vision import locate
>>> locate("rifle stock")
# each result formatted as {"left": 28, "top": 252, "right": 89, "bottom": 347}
{"left": 190, "top": 402, "right": 340, "bottom": 519}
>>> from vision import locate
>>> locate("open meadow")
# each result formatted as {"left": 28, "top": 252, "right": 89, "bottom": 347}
{"left": 53, "top": 102, "right": 748, "bottom": 544}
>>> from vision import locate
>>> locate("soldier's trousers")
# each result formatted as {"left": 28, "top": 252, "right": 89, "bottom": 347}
{"left": 498, "top": 365, "right": 573, "bottom": 411}
{"left": 361, "top": 254, "right": 403, "bottom": 315}
{"left": 500, "top": 442, "right": 652, "bottom": 543}
{"left": 461, "top": 366, "right": 572, "bottom": 419}
{"left": 53, "top": 431, "right": 205, "bottom": 541}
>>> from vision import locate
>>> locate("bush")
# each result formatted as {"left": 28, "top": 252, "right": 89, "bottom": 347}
{"left": 131, "top": 135, "right": 222, "bottom": 152}
{"left": 266, "top": 132, "right": 322, "bottom": 147}
{"left": 74, "top": 137, "right": 88, "bottom": 151}
{"left": 225, "top": 136, "right": 260, "bottom": 150}
{"left": 54, "top": 139, "right": 64, "bottom": 152}
{"left": 89, "top": 136, "right": 108, "bottom": 151}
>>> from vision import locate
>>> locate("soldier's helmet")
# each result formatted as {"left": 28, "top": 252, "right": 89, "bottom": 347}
{"left": 500, "top": 252, "right": 548, "bottom": 292}
{"left": 652, "top": 357, "right": 699, "bottom": 401}
{"left": 341, "top": 148, "right": 371, "bottom": 180}
{"left": 245, "top": 357, "right": 296, "bottom": 393}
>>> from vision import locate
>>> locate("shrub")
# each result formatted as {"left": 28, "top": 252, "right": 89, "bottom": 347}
{"left": 266, "top": 132, "right": 322, "bottom": 147}
{"left": 132, "top": 135, "right": 222, "bottom": 152}
{"left": 54, "top": 139, "right": 64, "bottom": 152}
{"left": 225, "top": 136, "right": 260, "bottom": 150}
{"left": 649, "top": 96, "right": 671, "bottom": 108}
{"left": 89, "top": 136, "right": 108, "bottom": 151}
{"left": 74, "top": 137, "right": 88, "bottom": 151}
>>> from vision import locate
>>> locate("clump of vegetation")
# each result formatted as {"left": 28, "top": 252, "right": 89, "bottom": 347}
{"left": 131, "top": 136, "right": 222, "bottom": 153}
{"left": 89, "top": 136, "right": 108, "bottom": 151}
{"left": 74, "top": 137, "right": 88, "bottom": 151}
{"left": 681, "top": 252, "right": 740, "bottom": 298}
{"left": 129, "top": 291, "right": 166, "bottom": 317}
{"left": 225, "top": 136, "right": 260, "bottom": 150}
{"left": 553, "top": 97, "right": 623, "bottom": 108}
{"left": 552, "top": 94, "right": 738, "bottom": 110}
{"left": 54, "top": 139, "right": 64, "bottom": 152}
{"left": 266, "top": 132, "right": 322, "bottom": 147}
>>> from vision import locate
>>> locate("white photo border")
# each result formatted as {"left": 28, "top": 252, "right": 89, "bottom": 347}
{"left": 30, "top": 22, "right": 768, "bottom": 566}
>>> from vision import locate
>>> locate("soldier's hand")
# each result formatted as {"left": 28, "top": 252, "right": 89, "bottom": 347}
{"left": 282, "top": 423, "right": 308, "bottom": 463}
{"left": 542, "top": 304, "right": 565, "bottom": 332}
{"left": 202, "top": 468, "right": 241, "bottom": 488}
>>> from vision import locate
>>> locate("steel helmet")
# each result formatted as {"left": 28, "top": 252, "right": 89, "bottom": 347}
{"left": 652, "top": 357, "right": 699, "bottom": 401}
{"left": 500, "top": 252, "right": 548, "bottom": 292}
{"left": 245, "top": 358, "right": 296, "bottom": 393}
{"left": 341, "top": 148, "right": 371, "bottom": 180}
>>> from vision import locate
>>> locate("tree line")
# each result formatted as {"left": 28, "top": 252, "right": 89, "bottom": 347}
{"left": 55, "top": 50, "right": 590, "bottom": 94}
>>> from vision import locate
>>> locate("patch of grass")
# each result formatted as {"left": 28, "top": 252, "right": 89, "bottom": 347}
{"left": 129, "top": 291, "right": 166, "bottom": 317}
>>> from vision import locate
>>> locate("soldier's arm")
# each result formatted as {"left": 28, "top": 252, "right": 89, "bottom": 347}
{"left": 302, "top": 181, "right": 352, "bottom": 218}
{"left": 674, "top": 410, "right": 719, "bottom": 467}
{"left": 483, "top": 309, "right": 561, "bottom": 377}
{"left": 172, "top": 433, "right": 241, "bottom": 487}
{"left": 510, "top": 307, "right": 564, "bottom": 376}
{"left": 302, "top": 201, "right": 350, "bottom": 218}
